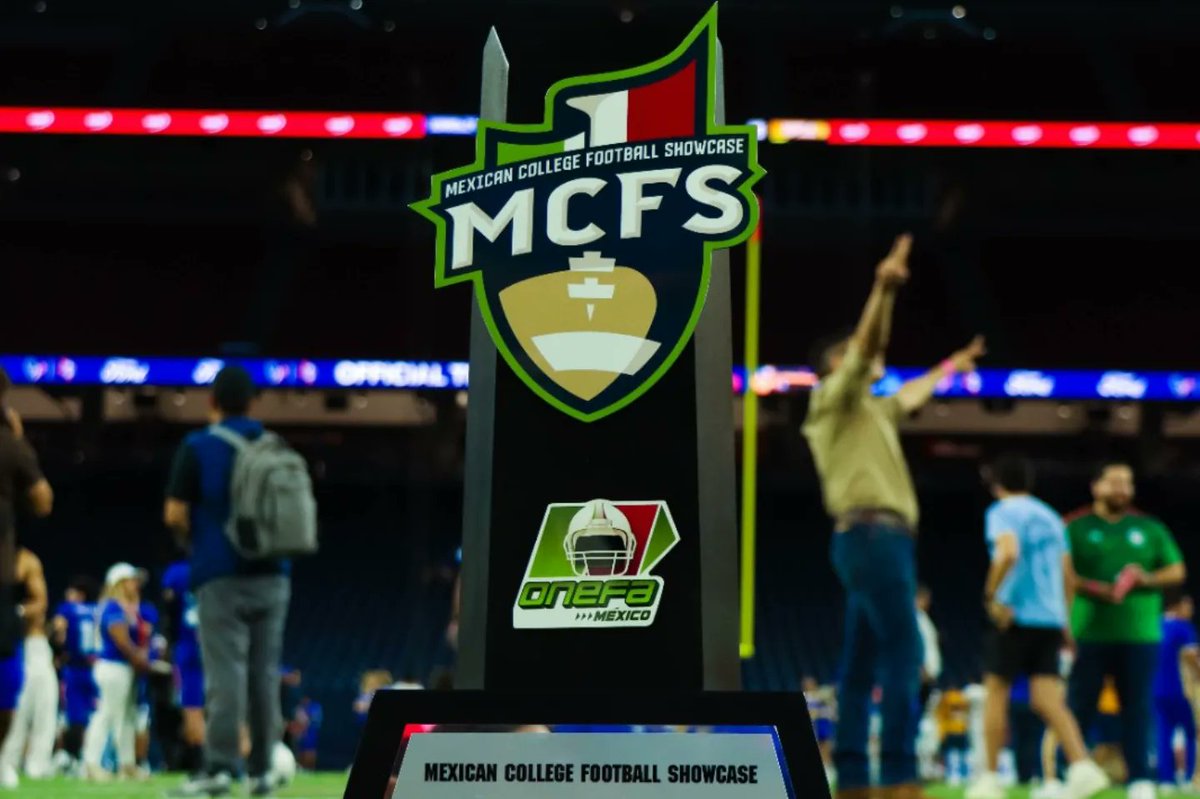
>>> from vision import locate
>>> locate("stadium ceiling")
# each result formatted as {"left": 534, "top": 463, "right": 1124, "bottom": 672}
{"left": 1, "top": 1, "right": 1198, "bottom": 39}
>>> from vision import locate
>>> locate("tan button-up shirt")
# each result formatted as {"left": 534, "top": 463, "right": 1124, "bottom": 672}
{"left": 802, "top": 347, "right": 918, "bottom": 527}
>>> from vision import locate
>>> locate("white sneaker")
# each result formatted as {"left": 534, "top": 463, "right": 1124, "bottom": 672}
{"left": 52, "top": 750, "right": 71, "bottom": 775}
{"left": 1128, "top": 781, "right": 1157, "bottom": 799}
{"left": 1064, "top": 760, "right": 1112, "bottom": 799}
{"left": 0, "top": 765, "right": 18, "bottom": 791}
{"left": 166, "top": 772, "right": 233, "bottom": 798}
{"left": 1035, "top": 779, "right": 1066, "bottom": 799}
{"left": 85, "top": 764, "right": 113, "bottom": 783}
{"left": 967, "top": 771, "right": 1008, "bottom": 799}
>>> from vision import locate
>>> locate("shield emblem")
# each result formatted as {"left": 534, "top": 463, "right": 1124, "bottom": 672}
{"left": 411, "top": 7, "right": 763, "bottom": 421}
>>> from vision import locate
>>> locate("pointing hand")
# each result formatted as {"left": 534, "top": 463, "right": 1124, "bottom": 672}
{"left": 949, "top": 336, "right": 987, "bottom": 374}
{"left": 876, "top": 233, "right": 912, "bottom": 289}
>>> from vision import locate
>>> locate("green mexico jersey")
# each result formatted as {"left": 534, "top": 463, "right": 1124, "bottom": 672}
{"left": 1068, "top": 513, "right": 1183, "bottom": 643}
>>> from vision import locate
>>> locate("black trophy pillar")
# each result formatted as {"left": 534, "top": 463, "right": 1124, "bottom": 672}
{"left": 455, "top": 32, "right": 739, "bottom": 695}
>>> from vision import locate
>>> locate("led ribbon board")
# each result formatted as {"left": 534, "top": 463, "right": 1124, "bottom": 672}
{"left": 4, "top": 356, "right": 1191, "bottom": 401}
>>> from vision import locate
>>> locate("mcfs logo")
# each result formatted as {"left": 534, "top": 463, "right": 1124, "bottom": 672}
{"left": 513, "top": 499, "right": 680, "bottom": 629}
{"left": 412, "top": 8, "right": 763, "bottom": 421}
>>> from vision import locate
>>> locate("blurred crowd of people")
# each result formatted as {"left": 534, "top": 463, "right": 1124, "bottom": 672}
{"left": 805, "top": 563, "right": 1200, "bottom": 799}
{"left": 0, "top": 366, "right": 314, "bottom": 796}
{"left": 805, "top": 236, "right": 1195, "bottom": 799}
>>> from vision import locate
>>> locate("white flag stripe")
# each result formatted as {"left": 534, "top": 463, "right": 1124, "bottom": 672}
{"left": 567, "top": 90, "right": 629, "bottom": 146}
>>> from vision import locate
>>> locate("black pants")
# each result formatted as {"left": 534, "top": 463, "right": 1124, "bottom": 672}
{"left": 1010, "top": 702, "right": 1045, "bottom": 783}
{"left": 0, "top": 517, "right": 18, "bottom": 658}
{"left": 1069, "top": 641, "right": 1159, "bottom": 783}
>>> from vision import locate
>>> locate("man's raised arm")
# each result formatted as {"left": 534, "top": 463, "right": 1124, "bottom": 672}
{"left": 853, "top": 233, "right": 911, "bottom": 361}
{"left": 816, "top": 235, "right": 912, "bottom": 409}
{"left": 895, "top": 336, "right": 987, "bottom": 415}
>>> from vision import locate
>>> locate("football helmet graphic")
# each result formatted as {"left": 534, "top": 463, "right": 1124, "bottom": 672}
{"left": 564, "top": 499, "right": 636, "bottom": 576}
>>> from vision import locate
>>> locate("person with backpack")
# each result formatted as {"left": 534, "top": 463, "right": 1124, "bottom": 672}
{"left": 164, "top": 365, "right": 316, "bottom": 798}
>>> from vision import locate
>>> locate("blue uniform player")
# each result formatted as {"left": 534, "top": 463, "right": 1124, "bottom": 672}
{"left": 0, "top": 582, "right": 25, "bottom": 722}
{"left": 82, "top": 563, "right": 152, "bottom": 780}
{"left": 803, "top": 676, "right": 836, "bottom": 786}
{"left": 1155, "top": 589, "right": 1200, "bottom": 786}
{"left": 51, "top": 576, "right": 99, "bottom": 770}
{"left": 162, "top": 560, "right": 205, "bottom": 775}
{"left": 291, "top": 696, "right": 323, "bottom": 770}
{"left": 0, "top": 560, "right": 31, "bottom": 789}
{"left": 135, "top": 599, "right": 161, "bottom": 774}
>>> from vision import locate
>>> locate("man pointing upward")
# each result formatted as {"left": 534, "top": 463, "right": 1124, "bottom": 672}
{"left": 804, "top": 234, "right": 985, "bottom": 799}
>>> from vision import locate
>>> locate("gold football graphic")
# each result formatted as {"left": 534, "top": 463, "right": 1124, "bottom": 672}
{"left": 498, "top": 251, "right": 660, "bottom": 401}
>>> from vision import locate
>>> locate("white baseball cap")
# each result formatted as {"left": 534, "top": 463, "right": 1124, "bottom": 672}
{"left": 105, "top": 562, "right": 143, "bottom": 588}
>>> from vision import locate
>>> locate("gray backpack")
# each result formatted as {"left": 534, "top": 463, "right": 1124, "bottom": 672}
{"left": 208, "top": 424, "right": 318, "bottom": 559}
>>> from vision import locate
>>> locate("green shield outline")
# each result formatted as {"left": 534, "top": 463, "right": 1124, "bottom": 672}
{"left": 411, "top": 5, "right": 766, "bottom": 422}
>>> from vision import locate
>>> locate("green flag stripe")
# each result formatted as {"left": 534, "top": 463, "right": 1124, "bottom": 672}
{"left": 529, "top": 506, "right": 574, "bottom": 578}
{"left": 497, "top": 139, "right": 567, "bottom": 166}
{"left": 639, "top": 506, "right": 677, "bottom": 574}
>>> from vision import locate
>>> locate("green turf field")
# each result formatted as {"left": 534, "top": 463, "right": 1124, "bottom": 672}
{"left": 10, "top": 771, "right": 347, "bottom": 798}
{"left": 925, "top": 787, "right": 1200, "bottom": 799}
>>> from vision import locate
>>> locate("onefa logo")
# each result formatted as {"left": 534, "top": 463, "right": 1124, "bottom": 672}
{"left": 513, "top": 499, "right": 680, "bottom": 629}
{"left": 411, "top": 7, "right": 764, "bottom": 421}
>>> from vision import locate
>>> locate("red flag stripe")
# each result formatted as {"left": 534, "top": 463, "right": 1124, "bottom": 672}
{"left": 626, "top": 61, "right": 697, "bottom": 143}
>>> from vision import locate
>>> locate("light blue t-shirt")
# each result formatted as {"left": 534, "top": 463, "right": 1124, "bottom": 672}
{"left": 986, "top": 495, "right": 1068, "bottom": 628}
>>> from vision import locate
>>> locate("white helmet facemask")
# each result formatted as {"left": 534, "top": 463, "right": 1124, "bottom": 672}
{"left": 564, "top": 499, "right": 636, "bottom": 577}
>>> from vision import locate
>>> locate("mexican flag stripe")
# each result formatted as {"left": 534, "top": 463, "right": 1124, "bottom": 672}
{"left": 497, "top": 134, "right": 583, "bottom": 165}
{"left": 566, "top": 60, "right": 698, "bottom": 147}
{"left": 627, "top": 60, "right": 697, "bottom": 142}
{"left": 495, "top": 60, "right": 698, "bottom": 165}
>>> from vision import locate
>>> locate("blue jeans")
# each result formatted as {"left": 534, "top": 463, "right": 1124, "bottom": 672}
{"left": 1068, "top": 641, "right": 1158, "bottom": 783}
{"left": 1155, "top": 695, "right": 1196, "bottom": 783}
{"left": 831, "top": 523, "right": 922, "bottom": 788}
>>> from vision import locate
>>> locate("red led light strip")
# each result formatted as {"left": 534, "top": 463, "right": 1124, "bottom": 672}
{"left": 768, "top": 118, "right": 1200, "bottom": 149}
{"left": 3, "top": 107, "right": 1198, "bottom": 150}
{"left": 0, "top": 107, "right": 427, "bottom": 139}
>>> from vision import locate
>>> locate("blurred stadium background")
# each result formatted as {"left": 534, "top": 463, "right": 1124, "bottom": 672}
{"left": 3, "top": 0, "right": 1200, "bottom": 790}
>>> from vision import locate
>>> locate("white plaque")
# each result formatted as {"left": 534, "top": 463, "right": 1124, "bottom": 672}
{"left": 392, "top": 730, "right": 792, "bottom": 798}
